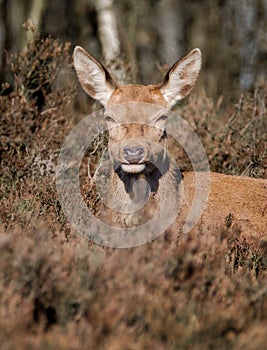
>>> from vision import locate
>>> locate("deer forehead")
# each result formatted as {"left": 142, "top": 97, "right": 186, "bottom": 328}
{"left": 105, "top": 102, "right": 167, "bottom": 124}
{"left": 109, "top": 123, "right": 163, "bottom": 142}
{"left": 107, "top": 84, "right": 167, "bottom": 106}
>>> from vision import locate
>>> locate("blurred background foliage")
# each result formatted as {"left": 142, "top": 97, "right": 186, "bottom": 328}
{"left": 0, "top": 0, "right": 266, "bottom": 101}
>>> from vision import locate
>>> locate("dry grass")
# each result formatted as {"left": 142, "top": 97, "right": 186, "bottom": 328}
{"left": 0, "top": 36, "right": 267, "bottom": 349}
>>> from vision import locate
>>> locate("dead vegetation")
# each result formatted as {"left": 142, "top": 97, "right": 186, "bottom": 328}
{"left": 0, "top": 37, "right": 267, "bottom": 349}
{"left": 176, "top": 86, "right": 267, "bottom": 177}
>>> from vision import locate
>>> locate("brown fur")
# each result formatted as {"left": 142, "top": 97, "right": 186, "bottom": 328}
{"left": 108, "top": 85, "right": 167, "bottom": 106}
{"left": 73, "top": 46, "right": 267, "bottom": 240}
{"left": 177, "top": 172, "right": 267, "bottom": 238}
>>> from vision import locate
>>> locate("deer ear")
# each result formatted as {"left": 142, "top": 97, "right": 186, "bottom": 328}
{"left": 159, "top": 48, "right": 202, "bottom": 109}
{"left": 73, "top": 46, "right": 117, "bottom": 107}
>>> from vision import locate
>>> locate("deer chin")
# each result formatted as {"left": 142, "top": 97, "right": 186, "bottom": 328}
{"left": 121, "top": 163, "right": 146, "bottom": 173}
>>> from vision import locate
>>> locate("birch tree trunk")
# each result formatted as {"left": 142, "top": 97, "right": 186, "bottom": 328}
{"left": 233, "top": 0, "right": 258, "bottom": 91}
{"left": 26, "top": 0, "right": 46, "bottom": 44}
{"left": 156, "top": 0, "right": 184, "bottom": 65}
{"left": 94, "top": 0, "right": 126, "bottom": 83}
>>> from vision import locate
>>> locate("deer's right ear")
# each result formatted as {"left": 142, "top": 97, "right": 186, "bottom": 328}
{"left": 73, "top": 46, "right": 117, "bottom": 107}
{"left": 159, "top": 48, "right": 202, "bottom": 109}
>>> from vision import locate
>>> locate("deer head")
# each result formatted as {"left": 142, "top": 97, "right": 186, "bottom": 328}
{"left": 73, "top": 46, "right": 201, "bottom": 181}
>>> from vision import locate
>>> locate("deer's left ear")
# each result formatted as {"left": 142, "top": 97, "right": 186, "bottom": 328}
{"left": 159, "top": 48, "right": 202, "bottom": 109}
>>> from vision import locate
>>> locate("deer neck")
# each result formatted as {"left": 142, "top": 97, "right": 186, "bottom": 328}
{"left": 101, "top": 158, "right": 182, "bottom": 227}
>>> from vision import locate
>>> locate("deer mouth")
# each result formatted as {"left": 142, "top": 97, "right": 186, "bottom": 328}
{"left": 121, "top": 163, "right": 146, "bottom": 173}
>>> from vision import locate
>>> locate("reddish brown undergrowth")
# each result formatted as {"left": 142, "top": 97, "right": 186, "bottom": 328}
{"left": 0, "top": 37, "right": 266, "bottom": 349}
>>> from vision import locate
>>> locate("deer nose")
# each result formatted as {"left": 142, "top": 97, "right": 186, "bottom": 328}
{"left": 122, "top": 146, "right": 145, "bottom": 164}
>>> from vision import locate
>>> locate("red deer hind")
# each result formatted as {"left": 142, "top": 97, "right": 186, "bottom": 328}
{"left": 73, "top": 46, "right": 267, "bottom": 243}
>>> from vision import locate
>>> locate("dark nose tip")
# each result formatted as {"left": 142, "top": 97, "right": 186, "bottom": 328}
{"left": 122, "top": 146, "right": 145, "bottom": 163}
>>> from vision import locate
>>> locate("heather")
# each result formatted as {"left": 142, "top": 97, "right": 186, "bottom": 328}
{"left": 0, "top": 36, "right": 267, "bottom": 350}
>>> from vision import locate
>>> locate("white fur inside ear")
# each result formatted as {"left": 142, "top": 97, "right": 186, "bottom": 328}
{"left": 160, "top": 48, "right": 202, "bottom": 109}
{"left": 73, "top": 46, "right": 116, "bottom": 106}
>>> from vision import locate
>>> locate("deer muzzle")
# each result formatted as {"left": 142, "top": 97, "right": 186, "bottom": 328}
{"left": 120, "top": 145, "right": 146, "bottom": 173}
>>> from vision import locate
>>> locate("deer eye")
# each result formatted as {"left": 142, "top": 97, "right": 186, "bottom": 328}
{"left": 156, "top": 115, "right": 168, "bottom": 123}
{"left": 105, "top": 116, "right": 116, "bottom": 123}
{"left": 154, "top": 115, "right": 168, "bottom": 129}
